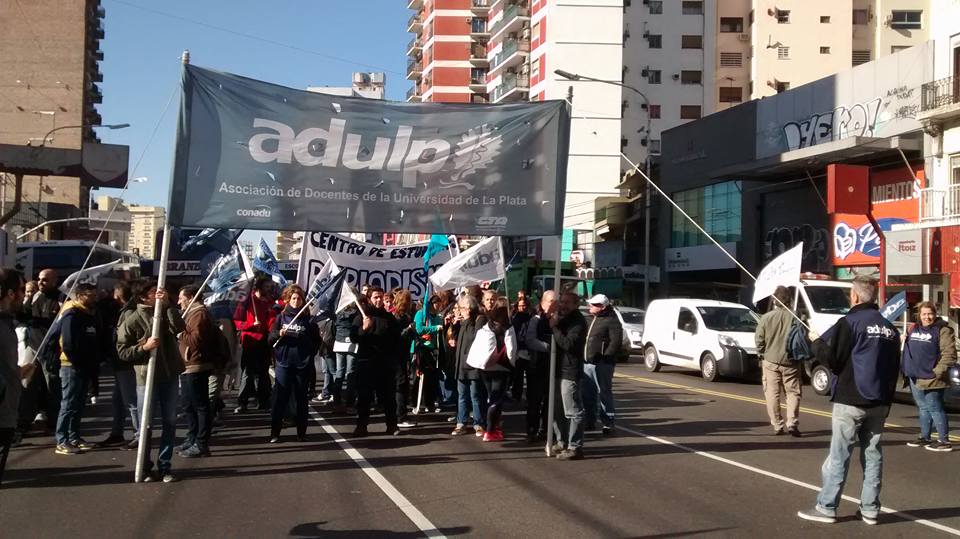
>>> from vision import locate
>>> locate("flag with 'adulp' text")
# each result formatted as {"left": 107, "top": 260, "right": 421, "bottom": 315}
{"left": 60, "top": 259, "right": 122, "bottom": 298}
{"left": 429, "top": 236, "right": 504, "bottom": 291}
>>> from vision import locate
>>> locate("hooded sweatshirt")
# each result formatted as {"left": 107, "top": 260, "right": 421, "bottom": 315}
{"left": 58, "top": 300, "right": 99, "bottom": 373}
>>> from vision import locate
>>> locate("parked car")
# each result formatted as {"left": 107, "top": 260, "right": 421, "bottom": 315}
{"left": 641, "top": 299, "right": 760, "bottom": 382}
{"left": 577, "top": 305, "right": 643, "bottom": 362}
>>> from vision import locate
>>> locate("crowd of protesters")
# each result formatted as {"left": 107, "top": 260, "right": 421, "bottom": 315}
{"left": 0, "top": 266, "right": 629, "bottom": 486}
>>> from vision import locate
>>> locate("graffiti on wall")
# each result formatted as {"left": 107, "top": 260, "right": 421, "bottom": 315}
{"left": 782, "top": 98, "right": 883, "bottom": 151}
{"left": 764, "top": 224, "right": 831, "bottom": 270}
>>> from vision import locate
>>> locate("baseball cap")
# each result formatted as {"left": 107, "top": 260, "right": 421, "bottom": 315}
{"left": 587, "top": 294, "right": 609, "bottom": 306}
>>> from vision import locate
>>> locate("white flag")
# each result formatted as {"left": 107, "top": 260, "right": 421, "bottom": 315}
{"left": 429, "top": 236, "right": 505, "bottom": 291}
{"left": 59, "top": 259, "right": 122, "bottom": 298}
{"left": 336, "top": 282, "right": 361, "bottom": 314}
{"left": 752, "top": 242, "right": 803, "bottom": 305}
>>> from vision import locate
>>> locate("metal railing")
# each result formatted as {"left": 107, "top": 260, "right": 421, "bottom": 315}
{"left": 489, "top": 38, "right": 530, "bottom": 70}
{"left": 920, "top": 185, "right": 960, "bottom": 222}
{"left": 470, "top": 44, "right": 487, "bottom": 60}
{"left": 406, "top": 59, "right": 422, "bottom": 75}
{"left": 407, "top": 14, "right": 421, "bottom": 30}
{"left": 472, "top": 0, "right": 490, "bottom": 7}
{"left": 489, "top": 4, "right": 529, "bottom": 37}
{"left": 491, "top": 74, "right": 529, "bottom": 101}
{"left": 407, "top": 37, "right": 421, "bottom": 52}
{"left": 921, "top": 76, "right": 960, "bottom": 112}
{"left": 406, "top": 87, "right": 421, "bottom": 100}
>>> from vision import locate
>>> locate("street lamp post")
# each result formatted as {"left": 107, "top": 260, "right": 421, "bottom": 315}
{"left": 554, "top": 69, "right": 654, "bottom": 307}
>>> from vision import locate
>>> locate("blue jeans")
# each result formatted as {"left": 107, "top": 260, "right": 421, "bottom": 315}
{"left": 321, "top": 354, "right": 336, "bottom": 399}
{"left": 334, "top": 353, "right": 358, "bottom": 406}
{"left": 181, "top": 372, "right": 212, "bottom": 448}
{"left": 582, "top": 362, "right": 616, "bottom": 428}
{"left": 456, "top": 379, "right": 487, "bottom": 428}
{"left": 271, "top": 364, "right": 310, "bottom": 436}
{"left": 816, "top": 403, "right": 889, "bottom": 518}
{"left": 55, "top": 366, "right": 89, "bottom": 446}
{"left": 136, "top": 380, "right": 179, "bottom": 474}
{"left": 909, "top": 379, "right": 949, "bottom": 442}
{"left": 110, "top": 368, "right": 139, "bottom": 438}
{"left": 553, "top": 378, "right": 585, "bottom": 450}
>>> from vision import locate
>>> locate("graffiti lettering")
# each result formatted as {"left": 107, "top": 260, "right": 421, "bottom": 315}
{"left": 764, "top": 224, "right": 830, "bottom": 270}
{"left": 782, "top": 98, "right": 882, "bottom": 150}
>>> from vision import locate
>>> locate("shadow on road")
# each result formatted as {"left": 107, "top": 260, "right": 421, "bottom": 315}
{"left": 290, "top": 522, "right": 472, "bottom": 537}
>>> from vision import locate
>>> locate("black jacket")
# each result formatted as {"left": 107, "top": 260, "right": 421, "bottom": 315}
{"left": 59, "top": 301, "right": 99, "bottom": 373}
{"left": 584, "top": 308, "right": 623, "bottom": 363}
{"left": 352, "top": 306, "right": 397, "bottom": 365}
{"left": 552, "top": 310, "right": 587, "bottom": 381}
{"left": 335, "top": 307, "right": 359, "bottom": 343}
{"left": 454, "top": 316, "right": 483, "bottom": 381}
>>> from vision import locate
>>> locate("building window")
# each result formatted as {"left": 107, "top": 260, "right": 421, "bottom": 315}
{"left": 890, "top": 10, "right": 922, "bottom": 29}
{"left": 650, "top": 139, "right": 661, "bottom": 154}
{"left": 719, "top": 86, "right": 743, "bottom": 103}
{"left": 820, "top": 46, "right": 831, "bottom": 54}
{"left": 680, "top": 105, "right": 702, "bottom": 119}
{"left": 682, "top": 1, "right": 703, "bottom": 15}
{"left": 681, "top": 35, "right": 703, "bottom": 49}
{"left": 852, "top": 9, "right": 869, "bottom": 25}
{"left": 671, "top": 181, "right": 742, "bottom": 248}
{"left": 776, "top": 9, "right": 790, "bottom": 23}
{"left": 852, "top": 49, "right": 872, "bottom": 65}
{"left": 648, "top": 0, "right": 662, "bottom": 14}
{"left": 530, "top": 57, "right": 540, "bottom": 79}
{"left": 647, "top": 34, "right": 662, "bottom": 48}
{"left": 720, "top": 52, "right": 743, "bottom": 67}
{"left": 820, "top": 15, "right": 831, "bottom": 23}
{"left": 647, "top": 69, "right": 661, "bottom": 84}
{"left": 680, "top": 70, "right": 702, "bottom": 84}
{"left": 720, "top": 17, "right": 744, "bottom": 33}
{"left": 777, "top": 46, "right": 790, "bottom": 59}
{"left": 648, "top": 104, "right": 661, "bottom": 119}
{"left": 776, "top": 81, "right": 790, "bottom": 93}
{"left": 951, "top": 154, "right": 960, "bottom": 185}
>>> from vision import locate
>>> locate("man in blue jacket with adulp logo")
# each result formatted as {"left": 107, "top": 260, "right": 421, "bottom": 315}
{"left": 798, "top": 276, "right": 900, "bottom": 526}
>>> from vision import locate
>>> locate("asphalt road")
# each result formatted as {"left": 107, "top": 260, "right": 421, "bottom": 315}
{"left": 2, "top": 361, "right": 959, "bottom": 538}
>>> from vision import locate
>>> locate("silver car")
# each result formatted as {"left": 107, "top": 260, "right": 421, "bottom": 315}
{"left": 579, "top": 305, "right": 646, "bottom": 362}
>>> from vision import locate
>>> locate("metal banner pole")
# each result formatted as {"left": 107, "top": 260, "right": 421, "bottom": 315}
{"left": 134, "top": 222, "right": 172, "bottom": 482}
{"left": 545, "top": 234, "right": 563, "bottom": 457}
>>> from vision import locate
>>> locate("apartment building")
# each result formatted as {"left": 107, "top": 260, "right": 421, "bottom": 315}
{"left": 621, "top": 0, "right": 929, "bottom": 170}
{"left": 128, "top": 204, "right": 164, "bottom": 258}
{"left": 0, "top": 0, "right": 106, "bottom": 238}
{"left": 406, "top": 0, "right": 491, "bottom": 103}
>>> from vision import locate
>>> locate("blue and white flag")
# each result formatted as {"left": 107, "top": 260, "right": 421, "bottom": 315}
{"left": 180, "top": 227, "right": 242, "bottom": 254}
{"left": 880, "top": 291, "right": 908, "bottom": 322}
{"left": 253, "top": 238, "right": 287, "bottom": 287}
{"left": 204, "top": 245, "right": 253, "bottom": 319}
{"left": 311, "top": 267, "right": 348, "bottom": 319}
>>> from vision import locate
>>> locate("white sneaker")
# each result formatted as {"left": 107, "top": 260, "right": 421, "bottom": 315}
{"left": 397, "top": 421, "right": 417, "bottom": 428}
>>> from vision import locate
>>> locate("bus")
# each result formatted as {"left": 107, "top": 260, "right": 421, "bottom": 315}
{"left": 17, "top": 240, "right": 141, "bottom": 283}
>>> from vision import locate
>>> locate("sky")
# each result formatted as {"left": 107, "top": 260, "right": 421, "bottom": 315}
{"left": 95, "top": 0, "right": 412, "bottom": 250}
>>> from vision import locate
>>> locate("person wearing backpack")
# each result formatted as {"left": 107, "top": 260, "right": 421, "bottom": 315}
{"left": 755, "top": 286, "right": 803, "bottom": 437}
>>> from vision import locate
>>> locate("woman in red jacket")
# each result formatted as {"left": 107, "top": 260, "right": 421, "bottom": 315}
{"left": 233, "top": 276, "right": 278, "bottom": 413}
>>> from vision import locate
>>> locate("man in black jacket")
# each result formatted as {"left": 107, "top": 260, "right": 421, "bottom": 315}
{"left": 524, "top": 290, "right": 556, "bottom": 443}
{"left": 550, "top": 292, "right": 588, "bottom": 460}
{"left": 798, "top": 276, "right": 899, "bottom": 526}
{"left": 352, "top": 287, "right": 399, "bottom": 437}
{"left": 19, "top": 268, "right": 64, "bottom": 433}
{"left": 582, "top": 294, "right": 622, "bottom": 436}
{"left": 54, "top": 284, "right": 99, "bottom": 455}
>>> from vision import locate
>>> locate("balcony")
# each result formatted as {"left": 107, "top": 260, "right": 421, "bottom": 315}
{"left": 471, "top": 0, "right": 491, "bottom": 15}
{"left": 407, "top": 37, "right": 422, "bottom": 56}
{"left": 407, "top": 0, "right": 423, "bottom": 9}
{"left": 469, "top": 44, "right": 489, "bottom": 65}
{"left": 491, "top": 74, "right": 529, "bottom": 102}
{"left": 470, "top": 94, "right": 490, "bottom": 104}
{"left": 921, "top": 185, "right": 960, "bottom": 223}
{"left": 470, "top": 75, "right": 487, "bottom": 91}
{"left": 470, "top": 19, "right": 490, "bottom": 37}
{"left": 489, "top": 3, "right": 530, "bottom": 42}
{"left": 407, "top": 14, "right": 422, "bottom": 33}
{"left": 406, "top": 87, "right": 422, "bottom": 102}
{"left": 488, "top": 38, "right": 529, "bottom": 77}
{"left": 406, "top": 59, "right": 422, "bottom": 80}
{"left": 919, "top": 76, "right": 960, "bottom": 124}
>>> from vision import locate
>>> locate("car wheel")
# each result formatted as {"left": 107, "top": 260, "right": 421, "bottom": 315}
{"left": 644, "top": 346, "right": 661, "bottom": 372}
{"left": 811, "top": 364, "right": 831, "bottom": 396}
{"left": 701, "top": 352, "right": 719, "bottom": 382}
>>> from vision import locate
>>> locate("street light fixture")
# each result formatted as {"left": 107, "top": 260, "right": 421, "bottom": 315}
{"left": 554, "top": 69, "right": 655, "bottom": 307}
{"left": 29, "top": 122, "right": 130, "bottom": 147}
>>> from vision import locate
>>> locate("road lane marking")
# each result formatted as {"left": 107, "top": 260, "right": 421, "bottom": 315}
{"left": 615, "top": 423, "right": 960, "bottom": 536}
{"left": 616, "top": 372, "right": 960, "bottom": 442}
{"left": 309, "top": 410, "right": 447, "bottom": 539}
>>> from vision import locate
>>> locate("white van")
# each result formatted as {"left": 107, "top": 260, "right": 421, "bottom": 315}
{"left": 641, "top": 299, "right": 760, "bottom": 382}
{"left": 793, "top": 277, "right": 853, "bottom": 336}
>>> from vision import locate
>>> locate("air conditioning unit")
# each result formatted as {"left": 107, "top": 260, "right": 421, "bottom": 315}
{"left": 738, "top": 33, "right": 750, "bottom": 42}
{"left": 672, "top": 73, "right": 680, "bottom": 80}
{"left": 640, "top": 68, "right": 649, "bottom": 77}
{"left": 643, "top": 30, "right": 650, "bottom": 38}
{"left": 624, "top": 29, "right": 631, "bottom": 38}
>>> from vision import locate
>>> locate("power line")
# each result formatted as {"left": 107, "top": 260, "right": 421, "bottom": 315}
{"left": 106, "top": 0, "right": 404, "bottom": 76}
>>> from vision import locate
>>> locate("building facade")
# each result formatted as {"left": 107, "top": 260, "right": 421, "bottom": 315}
{"left": 128, "top": 204, "right": 164, "bottom": 258}
{"left": 0, "top": 0, "right": 106, "bottom": 238}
